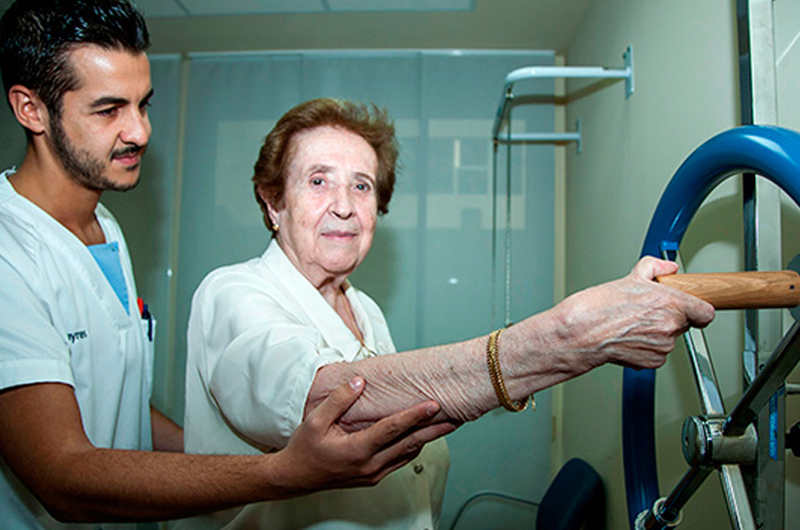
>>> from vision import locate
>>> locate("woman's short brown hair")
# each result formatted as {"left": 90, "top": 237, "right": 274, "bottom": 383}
{"left": 253, "top": 98, "right": 398, "bottom": 234}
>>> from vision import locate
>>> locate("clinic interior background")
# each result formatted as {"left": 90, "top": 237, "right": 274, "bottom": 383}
{"left": 1, "top": 1, "right": 800, "bottom": 528}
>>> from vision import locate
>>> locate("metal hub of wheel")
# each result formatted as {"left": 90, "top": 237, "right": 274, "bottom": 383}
{"left": 622, "top": 126, "right": 800, "bottom": 530}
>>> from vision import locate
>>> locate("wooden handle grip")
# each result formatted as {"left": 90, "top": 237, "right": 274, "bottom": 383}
{"left": 655, "top": 271, "right": 800, "bottom": 309}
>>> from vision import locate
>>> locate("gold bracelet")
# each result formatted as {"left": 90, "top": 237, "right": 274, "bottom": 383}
{"left": 486, "top": 326, "right": 534, "bottom": 413}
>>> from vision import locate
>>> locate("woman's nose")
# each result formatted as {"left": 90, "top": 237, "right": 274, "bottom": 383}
{"left": 331, "top": 187, "right": 355, "bottom": 219}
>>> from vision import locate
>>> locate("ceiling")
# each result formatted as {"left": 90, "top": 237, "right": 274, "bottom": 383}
{"left": 0, "top": 0, "right": 592, "bottom": 54}
{"left": 132, "top": 0, "right": 476, "bottom": 18}
{"left": 0, "top": 0, "right": 477, "bottom": 17}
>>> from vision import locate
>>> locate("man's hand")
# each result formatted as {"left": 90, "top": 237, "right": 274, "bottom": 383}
{"left": 274, "top": 377, "right": 456, "bottom": 494}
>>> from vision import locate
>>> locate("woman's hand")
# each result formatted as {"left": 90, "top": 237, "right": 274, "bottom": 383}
{"left": 546, "top": 256, "right": 716, "bottom": 371}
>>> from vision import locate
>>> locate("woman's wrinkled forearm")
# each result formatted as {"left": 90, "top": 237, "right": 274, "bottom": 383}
{"left": 305, "top": 258, "right": 716, "bottom": 431}
{"left": 307, "top": 340, "right": 494, "bottom": 427}
{"left": 306, "top": 310, "right": 579, "bottom": 427}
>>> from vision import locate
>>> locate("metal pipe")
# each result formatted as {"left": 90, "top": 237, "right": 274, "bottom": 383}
{"left": 493, "top": 132, "right": 581, "bottom": 144}
{"left": 503, "top": 65, "right": 631, "bottom": 85}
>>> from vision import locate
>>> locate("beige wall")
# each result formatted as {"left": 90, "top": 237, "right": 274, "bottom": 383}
{"left": 776, "top": 1, "right": 800, "bottom": 526}
{"left": 561, "top": 1, "right": 740, "bottom": 528}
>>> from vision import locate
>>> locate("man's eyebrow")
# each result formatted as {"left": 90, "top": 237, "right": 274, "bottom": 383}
{"left": 89, "top": 96, "right": 129, "bottom": 109}
{"left": 89, "top": 88, "right": 154, "bottom": 109}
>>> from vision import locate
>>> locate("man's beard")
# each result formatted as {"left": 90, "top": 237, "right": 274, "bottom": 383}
{"left": 48, "top": 116, "right": 143, "bottom": 192}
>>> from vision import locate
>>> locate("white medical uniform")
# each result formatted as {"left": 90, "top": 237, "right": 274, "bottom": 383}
{"left": 178, "top": 240, "right": 449, "bottom": 530}
{"left": 0, "top": 170, "right": 155, "bottom": 530}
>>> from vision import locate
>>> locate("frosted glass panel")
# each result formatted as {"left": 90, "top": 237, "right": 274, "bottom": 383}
{"left": 102, "top": 56, "right": 182, "bottom": 416}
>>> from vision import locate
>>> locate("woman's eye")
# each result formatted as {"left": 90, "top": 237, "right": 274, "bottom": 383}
{"left": 310, "top": 177, "right": 324, "bottom": 186}
{"left": 355, "top": 182, "right": 371, "bottom": 192}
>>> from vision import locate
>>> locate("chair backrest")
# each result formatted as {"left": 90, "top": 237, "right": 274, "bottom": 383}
{"left": 536, "top": 458, "right": 605, "bottom": 530}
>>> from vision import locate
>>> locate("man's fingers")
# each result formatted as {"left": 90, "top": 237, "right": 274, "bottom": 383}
{"left": 380, "top": 421, "right": 457, "bottom": 462}
{"left": 306, "top": 377, "right": 365, "bottom": 425}
{"left": 355, "top": 419, "right": 458, "bottom": 484}
{"left": 356, "top": 400, "right": 442, "bottom": 451}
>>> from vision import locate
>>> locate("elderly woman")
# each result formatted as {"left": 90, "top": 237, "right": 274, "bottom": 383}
{"left": 181, "top": 98, "right": 714, "bottom": 529}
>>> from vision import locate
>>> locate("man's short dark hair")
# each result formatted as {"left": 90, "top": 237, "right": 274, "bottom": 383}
{"left": 0, "top": 0, "right": 150, "bottom": 118}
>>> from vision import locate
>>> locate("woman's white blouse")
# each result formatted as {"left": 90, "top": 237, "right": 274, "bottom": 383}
{"left": 179, "top": 240, "right": 449, "bottom": 530}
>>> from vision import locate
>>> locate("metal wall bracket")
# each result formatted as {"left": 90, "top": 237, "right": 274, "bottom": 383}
{"left": 492, "top": 45, "right": 634, "bottom": 151}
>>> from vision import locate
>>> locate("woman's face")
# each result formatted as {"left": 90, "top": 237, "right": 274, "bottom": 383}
{"left": 268, "top": 126, "right": 379, "bottom": 287}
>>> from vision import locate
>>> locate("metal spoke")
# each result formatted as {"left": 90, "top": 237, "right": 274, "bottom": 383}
{"left": 684, "top": 326, "right": 726, "bottom": 416}
{"left": 665, "top": 251, "right": 727, "bottom": 416}
{"left": 720, "top": 465, "right": 756, "bottom": 530}
{"left": 636, "top": 467, "right": 713, "bottom": 529}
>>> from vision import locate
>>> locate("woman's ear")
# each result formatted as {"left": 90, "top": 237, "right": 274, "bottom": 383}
{"left": 7, "top": 85, "right": 47, "bottom": 135}
{"left": 258, "top": 187, "right": 280, "bottom": 229}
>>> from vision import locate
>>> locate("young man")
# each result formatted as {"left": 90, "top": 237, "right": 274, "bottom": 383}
{"left": 0, "top": 1, "right": 454, "bottom": 528}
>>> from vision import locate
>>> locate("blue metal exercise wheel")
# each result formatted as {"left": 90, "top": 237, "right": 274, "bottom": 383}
{"left": 623, "top": 125, "right": 800, "bottom": 528}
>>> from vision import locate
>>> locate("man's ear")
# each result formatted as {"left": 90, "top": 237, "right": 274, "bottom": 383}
{"left": 7, "top": 85, "right": 48, "bottom": 134}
